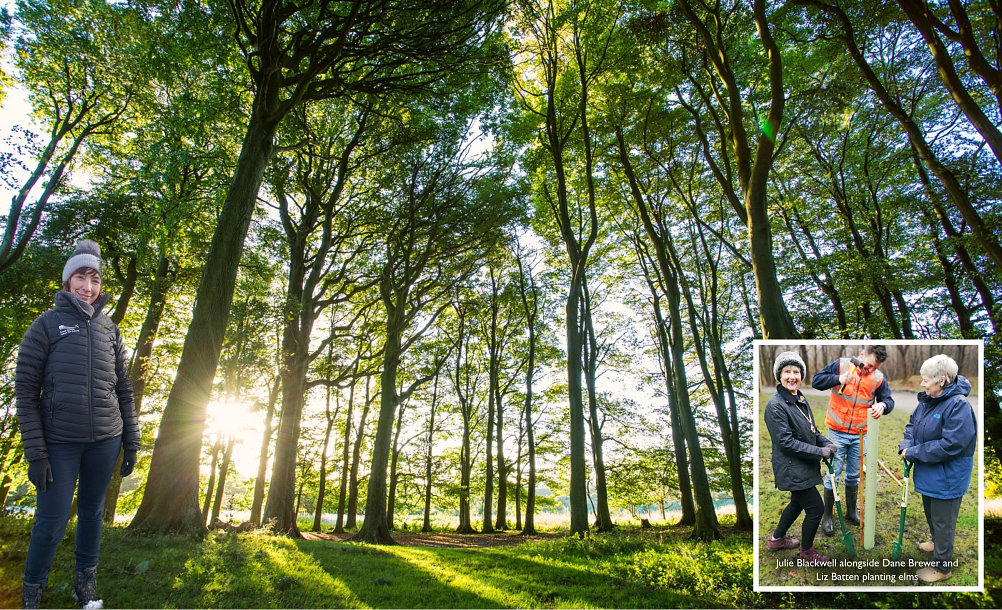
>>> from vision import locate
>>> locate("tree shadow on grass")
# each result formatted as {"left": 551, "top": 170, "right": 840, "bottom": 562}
{"left": 294, "top": 540, "right": 506, "bottom": 608}
{"left": 302, "top": 538, "right": 709, "bottom": 608}
{"left": 475, "top": 548, "right": 708, "bottom": 608}
{"left": 164, "top": 532, "right": 374, "bottom": 608}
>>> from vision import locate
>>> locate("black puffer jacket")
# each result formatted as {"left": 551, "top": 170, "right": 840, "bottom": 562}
{"left": 15, "top": 291, "right": 140, "bottom": 462}
{"left": 765, "top": 385, "right": 833, "bottom": 491}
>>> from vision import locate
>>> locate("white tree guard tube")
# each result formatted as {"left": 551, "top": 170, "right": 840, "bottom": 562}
{"left": 864, "top": 413, "right": 878, "bottom": 550}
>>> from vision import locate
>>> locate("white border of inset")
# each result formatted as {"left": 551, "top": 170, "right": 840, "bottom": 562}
{"left": 752, "top": 339, "right": 985, "bottom": 593}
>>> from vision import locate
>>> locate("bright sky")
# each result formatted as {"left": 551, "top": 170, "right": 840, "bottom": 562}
{"left": 0, "top": 28, "right": 35, "bottom": 218}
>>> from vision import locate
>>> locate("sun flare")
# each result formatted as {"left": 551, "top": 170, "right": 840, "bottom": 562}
{"left": 205, "top": 399, "right": 264, "bottom": 478}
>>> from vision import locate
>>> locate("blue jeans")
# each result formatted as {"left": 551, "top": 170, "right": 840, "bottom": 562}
{"left": 23, "top": 435, "right": 121, "bottom": 586}
{"left": 822, "top": 429, "right": 866, "bottom": 489}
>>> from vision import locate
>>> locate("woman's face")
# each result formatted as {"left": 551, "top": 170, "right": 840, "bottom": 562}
{"left": 68, "top": 270, "right": 102, "bottom": 305}
{"left": 920, "top": 374, "right": 944, "bottom": 398}
{"left": 780, "top": 365, "right": 802, "bottom": 393}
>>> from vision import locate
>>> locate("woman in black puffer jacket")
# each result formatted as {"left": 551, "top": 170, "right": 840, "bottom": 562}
{"left": 16, "top": 240, "right": 140, "bottom": 609}
{"left": 764, "top": 351, "right": 836, "bottom": 565}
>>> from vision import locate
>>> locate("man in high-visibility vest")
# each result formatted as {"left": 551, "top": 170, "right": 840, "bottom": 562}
{"left": 812, "top": 345, "right": 894, "bottom": 536}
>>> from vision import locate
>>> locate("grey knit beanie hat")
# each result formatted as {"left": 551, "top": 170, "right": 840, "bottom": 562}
{"left": 62, "top": 239, "right": 103, "bottom": 283}
{"left": 773, "top": 351, "right": 806, "bottom": 383}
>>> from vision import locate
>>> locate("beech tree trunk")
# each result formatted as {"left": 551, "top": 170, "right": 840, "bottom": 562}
{"left": 346, "top": 382, "right": 372, "bottom": 531}
{"left": 581, "top": 280, "right": 613, "bottom": 531}
{"left": 676, "top": 0, "right": 799, "bottom": 339}
{"left": 387, "top": 400, "right": 407, "bottom": 530}
{"left": 131, "top": 109, "right": 280, "bottom": 534}
{"left": 335, "top": 367, "right": 359, "bottom": 534}
{"left": 453, "top": 309, "right": 477, "bottom": 535}
{"left": 250, "top": 373, "right": 280, "bottom": 526}
{"left": 263, "top": 249, "right": 314, "bottom": 537}
{"left": 421, "top": 374, "right": 439, "bottom": 533}
{"left": 313, "top": 391, "right": 337, "bottom": 532}
{"left": 517, "top": 253, "right": 539, "bottom": 536}
{"left": 482, "top": 354, "right": 495, "bottom": 533}
{"left": 201, "top": 439, "right": 221, "bottom": 526}
{"left": 104, "top": 250, "right": 171, "bottom": 523}
{"left": 209, "top": 436, "right": 234, "bottom": 525}
{"left": 352, "top": 311, "right": 403, "bottom": 544}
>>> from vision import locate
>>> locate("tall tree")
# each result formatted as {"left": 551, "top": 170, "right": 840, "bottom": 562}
{"left": 613, "top": 124, "right": 721, "bottom": 537}
{"left": 353, "top": 127, "right": 519, "bottom": 544}
{"left": 132, "top": 0, "right": 507, "bottom": 534}
{"left": 200, "top": 438, "right": 222, "bottom": 525}
{"left": 479, "top": 259, "right": 523, "bottom": 532}
{"left": 580, "top": 273, "right": 614, "bottom": 531}
{"left": 1, "top": 0, "right": 143, "bottom": 273}
{"left": 209, "top": 435, "right": 235, "bottom": 525}
{"left": 346, "top": 375, "right": 376, "bottom": 530}
{"left": 515, "top": 245, "right": 543, "bottom": 535}
{"left": 449, "top": 300, "right": 485, "bottom": 535}
{"left": 249, "top": 370, "right": 281, "bottom": 526}
{"left": 262, "top": 100, "right": 379, "bottom": 536}
{"left": 513, "top": 0, "right": 601, "bottom": 537}
{"left": 660, "top": 0, "right": 800, "bottom": 338}
{"left": 421, "top": 363, "right": 444, "bottom": 533}
{"left": 312, "top": 340, "right": 342, "bottom": 533}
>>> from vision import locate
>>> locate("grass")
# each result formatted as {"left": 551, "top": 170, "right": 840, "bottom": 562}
{"left": 2, "top": 512, "right": 999, "bottom": 608}
{"left": 0, "top": 517, "right": 739, "bottom": 608}
{"left": 757, "top": 392, "right": 980, "bottom": 588}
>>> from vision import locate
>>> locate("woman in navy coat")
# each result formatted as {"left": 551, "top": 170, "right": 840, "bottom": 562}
{"left": 899, "top": 354, "right": 976, "bottom": 584}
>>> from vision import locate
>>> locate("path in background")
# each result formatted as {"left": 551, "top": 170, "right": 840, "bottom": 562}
{"left": 796, "top": 388, "right": 983, "bottom": 416}
{"left": 303, "top": 531, "right": 562, "bottom": 548}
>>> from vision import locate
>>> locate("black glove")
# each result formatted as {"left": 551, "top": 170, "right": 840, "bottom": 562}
{"left": 821, "top": 444, "right": 837, "bottom": 460}
{"left": 28, "top": 458, "right": 53, "bottom": 492}
{"left": 120, "top": 450, "right": 137, "bottom": 477}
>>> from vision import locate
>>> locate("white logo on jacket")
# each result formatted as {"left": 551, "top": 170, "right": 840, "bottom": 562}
{"left": 58, "top": 324, "right": 80, "bottom": 336}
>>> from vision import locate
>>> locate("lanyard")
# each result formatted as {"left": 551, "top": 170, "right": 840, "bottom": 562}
{"left": 792, "top": 396, "right": 817, "bottom": 435}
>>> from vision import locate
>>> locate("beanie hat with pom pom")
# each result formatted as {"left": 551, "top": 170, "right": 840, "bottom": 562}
{"left": 62, "top": 239, "right": 103, "bottom": 284}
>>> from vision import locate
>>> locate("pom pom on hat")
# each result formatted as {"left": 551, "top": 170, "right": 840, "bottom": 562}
{"left": 62, "top": 239, "right": 103, "bottom": 284}
{"left": 773, "top": 351, "right": 806, "bottom": 383}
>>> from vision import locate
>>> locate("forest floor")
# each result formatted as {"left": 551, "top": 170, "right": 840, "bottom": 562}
{"left": 2, "top": 512, "right": 998, "bottom": 608}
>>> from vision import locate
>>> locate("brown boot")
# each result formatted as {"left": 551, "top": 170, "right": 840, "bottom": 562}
{"left": 917, "top": 567, "right": 952, "bottom": 583}
{"left": 766, "top": 535, "right": 799, "bottom": 551}
{"left": 797, "top": 546, "right": 831, "bottom": 565}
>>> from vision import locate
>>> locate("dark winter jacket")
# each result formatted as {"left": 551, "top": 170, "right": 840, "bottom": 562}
{"left": 765, "top": 385, "right": 834, "bottom": 492}
{"left": 15, "top": 291, "right": 140, "bottom": 462}
{"left": 898, "top": 376, "right": 976, "bottom": 500}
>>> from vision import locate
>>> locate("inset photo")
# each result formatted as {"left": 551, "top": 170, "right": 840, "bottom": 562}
{"left": 753, "top": 341, "right": 984, "bottom": 592}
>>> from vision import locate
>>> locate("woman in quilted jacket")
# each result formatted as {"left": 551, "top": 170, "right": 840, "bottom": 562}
{"left": 16, "top": 240, "right": 141, "bottom": 609}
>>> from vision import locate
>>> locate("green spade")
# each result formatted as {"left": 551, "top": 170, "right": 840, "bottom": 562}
{"left": 825, "top": 456, "right": 856, "bottom": 560}
{"left": 892, "top": 457, "right": 913, "bottom": 561}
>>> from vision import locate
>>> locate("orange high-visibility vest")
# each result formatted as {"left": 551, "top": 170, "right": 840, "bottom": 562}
{"left": 825, "top": 358, "right": 884, "bottom": 435}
